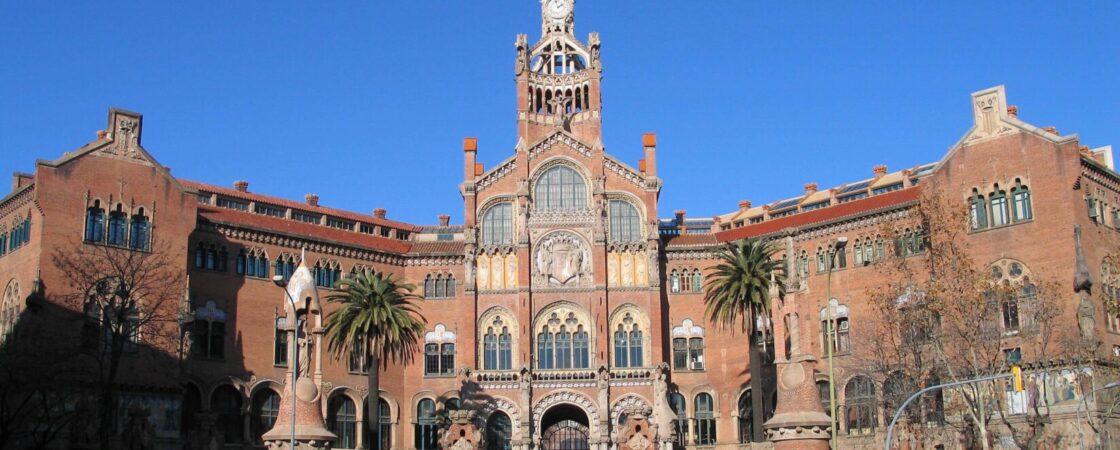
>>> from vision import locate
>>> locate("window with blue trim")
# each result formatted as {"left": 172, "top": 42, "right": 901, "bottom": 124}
{"left": 128, "top": 207, "right": 150, "bottom": 250}
{"left": 1011, "top": 180, "right": 1032, "bottom": 222}
{"left": 85, "top": 200, "right": 105, "bottom": 243}
{"left": 107, "top": 204, "right": 127, "bottom": 246}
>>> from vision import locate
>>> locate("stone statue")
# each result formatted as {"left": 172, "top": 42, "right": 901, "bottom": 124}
{"left": 651, "top": 364, "right": 677, "bottom": 443}
{"left": 298, "top": 333, "right": 312, "bottom": 378}
{"left": 515, "top": 34, "right": 528, "bottom": 75}
{"left": 1073, "top": 225, "right": 1096, "bottom": 340}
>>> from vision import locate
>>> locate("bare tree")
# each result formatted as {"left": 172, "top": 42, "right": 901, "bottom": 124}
{"left": 863, "top": 190, "right": 1073, "bottom": 450}
{"left": 52, "top": 238, "right": 185, "bottom": 450}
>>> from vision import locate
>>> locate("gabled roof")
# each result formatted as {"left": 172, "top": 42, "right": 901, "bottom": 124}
{"left": 197, "top": 206, "right": 411, "bottom": 254}
{"left": 715, "top": 187, "right": 920, "bottom": 242}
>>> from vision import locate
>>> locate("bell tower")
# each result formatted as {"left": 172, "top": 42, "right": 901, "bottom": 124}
{"left": 515, "top": 0, "right": 603, "bottom": 144}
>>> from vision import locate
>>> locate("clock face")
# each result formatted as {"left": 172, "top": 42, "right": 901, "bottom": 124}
{"left": 546, "top": 0, "right": 570, "bottom": 21}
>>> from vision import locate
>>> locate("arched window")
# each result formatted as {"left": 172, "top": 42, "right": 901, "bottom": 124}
{"left": 670, "top": 270, "right": 681, "bottom": 293}
{"left": 415, "top": 399, "right": 439, "bottom": 450}
{"left": 329, "top": 395, "right": 358, "bottom": 449}
{"left": 481, "top": 203, "right": 513, "bottom": 245}
{"left": 844, "top": 376, "right": 876, "bottom": 436}
{"left": 348, "top": 338, "right": 368, "bottom": 374}
{"left": 498, "top": 326, "right": 512, "bottom": 370}
{"left": 536, "top": 310, "right": 590, "bottom": 369}
{"left": 434, "top": 275, "right": 446, "bottom": 298}
{"left": 376, "top": 399, "right": 392, "bottom": 450}
{"left": 0, "top": 281, "right": 20, "bottom": 345}
{"left": 534, "top": 165, "right": 587, "bottom": 211}
{"left": 276, "top": 254, "right": 296, "bottom": 281}
{"left": 990, "top": 186, "right": 1010, "bottom": 227}
{"left": 614, "top": 324, "right": 629, "bottom": 367}
{"left": 970, "top": 189, "right": 989, "bottom": 230}
{"left": 694, "top": 393, "right": 716, "bottom": 445}
{"left": 0, "top": 229, "right": 7, "bottom": 256}
{"left": 537, "top": 326, "right": 554, "bottom": 370}
{"left": 212, "top": 385, "right": 244, "bottom": 444}
{"left": 555, "top": 326, "right": 572, "bottom": 369}
{"left": 691, "top": 269, "right": 703, "bottom": 293}
{"left": 628, "top": 324, "right": 643, "bottom": 367}
{"left": 251, "top": 389, "right": 280, "bottom": 444}
{"left": 820, "top": 303, "right": 850, "bottom": 354}
{"left": 444, "top": 275, "right": 455, "bottom": 298}
{"left": 609, "top": 200, "right": 641, "bottom": 242}
{"left": 484, "top": 326, "right": 499, "bottom": 370}
{"left": 737, "top": 390, "right": 753, "bottom": 443}
{"left": 1011, "top": 180, "right": 1033, "bottom": 222}
{"left": 424, "top": 275, "right": 436, "bottom": 298}
{"left": 679, "top": 268, "right": 693, "bottom": 293}
{"left": 128, "top": 207, "right": 150, "bottom": 250}
{"left": 193, "top": 301, "right": 226, "bottom": 359}
{"left": 107, "top": 204, "right": 127, "bottom": 246}
{"left": 85, "top": 200, "right": 105, "bottom": 243}
{"left": 486, "top": 411, "right": 512, "bottom": 450}
{"left": 797, "top": 250, "right": 809, "bottom": 277}
{"left": 669, "top": 393, "right": 688, "bottom": 447}
{"left": 672, "top": 319, "right": 705, "bottom": 371}
{"left": 816, "top": 248, "right": 827, "bottom": 273}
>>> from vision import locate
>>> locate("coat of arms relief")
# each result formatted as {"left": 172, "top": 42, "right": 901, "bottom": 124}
{"left": 534, "top": 231, "right": 593, "bottom": 287}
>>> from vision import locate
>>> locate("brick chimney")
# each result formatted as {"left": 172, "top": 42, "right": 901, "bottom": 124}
{"left": 304, "top": 194, "right": 319, "bottom": 206}
{"left": 1042, "top": 126, "right": 1059, "bottom": 135}
{"left": 438, "top": 214, "right": 451, "bottom": 226}
{"left": 373, "top": 208, "right": 387, "bottom": 219}
{"left": 643, "top": 133, "right": 657, "bottom": 177}
{"left": 463, "top": 137, "right": 477, "bottom": 182}
{"left": 674, "top": 210, "right": 686, "bottom": 232}
{"left": 638, "top": 159, "right": 647, "bottom": 173}
{"left": 873, "top": 165, "right": 888, "bottom": 179}
{"left": 804, "top": 182, "right": 818, "bottom": 195}
{"left": 96, "top": 130, "right": 108, "bottom": 139}
{"left": 474, "top": 163, "right": 484, "bottom": 177}
{"left": 738, "top": 200, "right": 752, "bottom": 212}
{"left": 234, "top": 180, "right": 249, "bottom": 192}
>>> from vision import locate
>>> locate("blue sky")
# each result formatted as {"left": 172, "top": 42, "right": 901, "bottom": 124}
{"left": 1, "top": 1, "right": 1117, "bottom": 224}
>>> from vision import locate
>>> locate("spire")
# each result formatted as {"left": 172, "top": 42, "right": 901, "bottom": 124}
{"left": 541, "top": 0, "right": 575, "bottom": 36}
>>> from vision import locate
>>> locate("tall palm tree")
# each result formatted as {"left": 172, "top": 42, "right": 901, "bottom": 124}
{"left": 703, "top": 238, "right": 786, "bottom": 442}
{"left": 324, "top": 271, "right": 426, "bottom": 450}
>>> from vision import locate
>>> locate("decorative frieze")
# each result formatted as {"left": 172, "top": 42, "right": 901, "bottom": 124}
{"left": 603, "top": 157, "right": 644, "bottom": 188}
{"left": 478, "top": 159, "right": 518, "bottom": 193}
{"left": 527, "top": 133, "right": 594, "bottom": 160}
{"left": 207, "top": 222, "right": 406, "bottom": 265}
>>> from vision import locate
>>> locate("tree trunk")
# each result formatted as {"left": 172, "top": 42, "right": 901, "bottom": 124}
{"left": 368, "top": 348, "right": 380, "bottom": 450}
{"left": 99, "top": 335, "right": 124, "bottom": 450}
{"left": 750, "top": 335, "right": 765, "bottom": 442}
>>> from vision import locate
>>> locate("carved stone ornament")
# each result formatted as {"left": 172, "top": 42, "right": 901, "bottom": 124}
{"left": 534, "top": 231, "right": 592, "bottom": 287}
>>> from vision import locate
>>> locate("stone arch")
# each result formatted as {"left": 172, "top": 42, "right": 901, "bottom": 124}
{"left": 610, "top": 394, "right": 652, "bottom": 425}
{"left": 684, "top": 384, "right": 718, "bottom": 414}
{"left": 477, "top": 395, "right": 522, "bottom": 440}
{"left": 531, "top": 157, "right": 593, "bottom": 212}
{"left": 373, "top": 390, "right": 400, "bottom": 423}
{"left": 0, "top": 279, "right": 20, "bottom": 344}
{"left": 249, "top": 378, "right": 283, "bottom": 399}
{"left": 206, "top": 377, "right": 249, "bottom": 412}
{"left": 532, "top": 390, "right": 602, "bottom": 439}
{"left": 326, "top": 386, "right": 364, "bottom": 411}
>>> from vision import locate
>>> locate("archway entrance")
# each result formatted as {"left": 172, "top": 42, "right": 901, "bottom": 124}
{"left": 540, "top": 404, "right": 590, "bottom": 450}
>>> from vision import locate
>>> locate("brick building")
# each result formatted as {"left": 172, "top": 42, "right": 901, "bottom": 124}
{"left": 1, "top": 1, "right": 1118, "bottom": 449}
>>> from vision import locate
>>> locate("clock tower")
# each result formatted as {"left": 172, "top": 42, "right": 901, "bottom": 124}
{"left": 515, "top": 0, "right": 603, "bottom": 145}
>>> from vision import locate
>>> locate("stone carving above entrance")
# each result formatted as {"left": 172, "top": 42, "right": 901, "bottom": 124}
{"left": 534, "top": 231, "right": 592, "bottom": 287}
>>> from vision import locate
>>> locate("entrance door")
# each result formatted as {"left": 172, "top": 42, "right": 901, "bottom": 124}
{"left": 541, "top": 420, "right": 589, "bottom": 450}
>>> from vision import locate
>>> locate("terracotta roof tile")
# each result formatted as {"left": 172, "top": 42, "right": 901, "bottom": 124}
{"left": 198, "top": 207, "right": 411, "bottom": 254}
{"left": 715, "top": 187, "right": 920, "bottom": 242}
{"left": 182, "top": 179, "right": 418, "bottom": 231}
{"left": 664, "top": 233, "right": 719, "bottom": 248}
{"left": 409, "top": 241, "right": 466, "bottom": 254}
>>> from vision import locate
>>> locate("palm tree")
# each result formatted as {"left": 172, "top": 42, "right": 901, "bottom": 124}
{"left": 324, "top": 271, "right": 427, "bottom": 450}
{"left": 703, "top": 238, "right": 786, "bottom": 442}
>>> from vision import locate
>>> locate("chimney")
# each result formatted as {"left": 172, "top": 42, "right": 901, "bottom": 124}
{"left": 804, "top": 182, "right": 818, "bottom": 195}
{"left": 96, "top": 130, "right": 108, "bottom": 139}
{"left": 674, "top": 210, "right": 686, "bottom": 232}
{"left": 1042, "top": 126, "right": 1059, "bottom": 135}
{"left": 438, "top": 214, "right": 451, "bottom": 226}
{"left": 304, "top": 194, "right": 319, "bottom": 206}
{"left": 234, "top": 180, "right": 249, "bottom": 192}
{"left": 873, "top": 165, "right": 888, "bottom": 178}
{"left": 463, "top": 137, "right": 477, "bottom": 182}
{"left": 373, "top": 208, "right": 387, "bottom": 219}
{"left": 738, "top": 200, "right": 752, "bottom": 212}
{"left": 902, "top": 169, "right": 913, "bottom": 187}
{"left": 1007, "top": 105, "right": 1018, "bottom": 118}
{"left": 638, "top": 159, "right": 647, "bottom": 173}
{"left": 474, "top": 163, "right": 484, "bottom": 177}
{"left": 643, "top": 133, "right": 657, "bottom": 177}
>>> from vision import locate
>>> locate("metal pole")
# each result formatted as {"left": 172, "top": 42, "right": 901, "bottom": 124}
{"left": 884, "top": 373, "right": 1010, "bottom": 450}
{"left": 826, "top": 259, "right": 837, "bottom": 449}
{"left": 277, "top": 281, "right": 299, "bottom": 450}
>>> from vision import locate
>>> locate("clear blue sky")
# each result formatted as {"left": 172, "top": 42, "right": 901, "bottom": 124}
{"left": 2, "top": 1, "right": 1117, "bottom": 224}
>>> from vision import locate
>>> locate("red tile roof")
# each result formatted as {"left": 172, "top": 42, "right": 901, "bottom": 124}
{"left": 663, "top": 233, "right": 719, "bottom": 248}
{"left": 198, "top": 206, "right": 412, "bottom": 254}
{"left": 409, "top": 241, "right": 467, "bottom": 254}
{"left": 181, "top": 179, "right": 418, "bottom": 231}
{"left": 715, "top": 187, "right": 920, "bottom": 242}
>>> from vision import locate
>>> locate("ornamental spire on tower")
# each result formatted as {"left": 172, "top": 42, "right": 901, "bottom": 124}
{"left": 541, "top": 0, "right": 575, "bottom": 36}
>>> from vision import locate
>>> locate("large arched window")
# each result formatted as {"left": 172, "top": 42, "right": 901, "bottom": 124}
{"left": 482, "top": 325, "right": 513, "bottom": 371}
{"left": 535, "top": 309, "right": 590, "bottom": 369}
{"left": 415, "top": 399, "right": 439, "bottom": 450}
{"left": 251, "top": 389, "right": 280, "bottom": 444}
{"left": 669, "top": 393, "right": 688, "bottom": 448}
{"left": 534, "top": 165, "right": 587, "bottom": 211}
{"left": 612, "top": 310, "right": 645, "bottom": 368}
{"left": 694, "top": 393, "right": 716, "bottom": 445}
{"left": 107, "top": 204, "right": 127, "bottom": 246}
{"left": 85, "top": 200, "right": 105, "bottom": 243}
{"left": 376, "top": 399, "right": 392, "bottom": 450}
{"left": 0, "top": 280, "right": 19, "bottom": 345}
{"left": 481, "top": 202, "right": 514, "bottom": 245}
{"left": 672, "top": 319, "right": 705, "bottom": 371}
{"left": 485, "top": 411, "right": 512, "bottom": 450}
{"left": 609, "top": 200, "right": 641, "bottom": 242}
{"left": 737, "top": 390, "right": 753, "bottom": 444}
{"left": 329, "top": 395, "right": 358, "bottom": 449}
{"left": 844, "top": 376, "right": 876, "bottom": 436}
{"left": 211, "top": 385, "right": 244, "bottom": 444}
{"left": 969, "top": 189, "right": 989, "bottom": 230}
{"left": 990, "top": 185, "right": 1010, "bottom": 227}
{"left": 424, "top": 324, "right": 456, "bottom": 376}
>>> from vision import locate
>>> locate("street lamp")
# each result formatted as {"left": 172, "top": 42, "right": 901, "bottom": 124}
{"left": 273, "top": 274, "right": 299, "bottom": 450}
{"left": 1078, "top": 380, "right": 1120, "bottom": 450}
{"left": 825, "top": 236, "right": 847, "bottom": 448}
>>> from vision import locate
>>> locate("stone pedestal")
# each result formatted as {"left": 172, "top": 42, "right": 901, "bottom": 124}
{"left": 763, "top": 356, "right": 832, "bottom": 450}
{"left": 261, "top": 379, "right": 336, "bottom": 449}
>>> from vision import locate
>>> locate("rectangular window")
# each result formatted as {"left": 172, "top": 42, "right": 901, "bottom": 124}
{"left": 802, "top": 201, "right": 829, "bottom": 212}
{"left": 770, "top": 209, "right": 798, "bottom": 219}
{"left": 216, "top": 197, "right": 249, "bottom": 211}
{"left": 254, "top": 203, "right": 286, "bottom": 218}
{"left": 348, "top": 340, "right": 367, "bottom": 374}
{"left": 274, "top": 326, "right": 288, "bottom": 366}
{"left": 673, "top": 338, "right": 688, "bottom": 370}
{"left": 440, "top": 343, "right": 455, "bottom": 375}
{"left": 197, "top": 193, "right": 213, "bottom": 205}
{"left": 359, "top": 223, "right": 375, "bottom": 234}
{"left": 424, "top": 344, "right": 440, "bottom": 375}
{"left": 838, "top": 192, "right": 869, "bottom": 203}
{"left": 688, "top": 338, "right": 704, "bottom": 370}
{"left": 326, "top": 217, "right": 355, "bottom": 230}
{"left": 292, "top": 211, "right": 322, "bottom": 224}
{"left": 872, "top": 183, "right": 903, "bottom": 195}
{"left": 991, "top": 195, "right": 1010, "bottom": 226}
